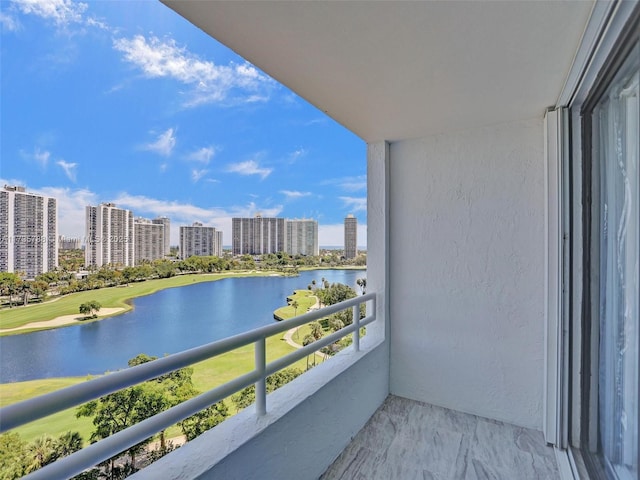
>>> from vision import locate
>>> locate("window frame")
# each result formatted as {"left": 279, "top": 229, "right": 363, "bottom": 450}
{"left": 570, "top": 5, "right": 640, "bottom": 479}
{"left": 546, "top": 2, "right": 640, "bottom": 479}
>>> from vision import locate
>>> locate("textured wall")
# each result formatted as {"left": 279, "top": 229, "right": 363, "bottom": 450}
{"left": 389, "top": 118, "right": 545, "bottom": 429}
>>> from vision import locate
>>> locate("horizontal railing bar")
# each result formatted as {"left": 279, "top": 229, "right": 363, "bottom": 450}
{"left": 23, "top": 370, "right": 262, "bottom": 480}
{"left": 0, "top": 293, "right": 374, "bottom": 432}
{"left": 3, "top": 292, "right": 376, "bottom": 480}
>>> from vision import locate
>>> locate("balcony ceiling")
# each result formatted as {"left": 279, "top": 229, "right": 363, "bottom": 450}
{"left": 163, "top": 1, "right": 594, "bottom": 143}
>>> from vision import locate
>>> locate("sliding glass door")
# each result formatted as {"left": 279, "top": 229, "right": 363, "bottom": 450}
{"left": 585, "top": 40, "right": 639, "bottom": 480}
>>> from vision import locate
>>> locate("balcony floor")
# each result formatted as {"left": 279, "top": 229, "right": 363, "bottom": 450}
{"left": 320, "top": 395, "right": 559, "bottom": 480}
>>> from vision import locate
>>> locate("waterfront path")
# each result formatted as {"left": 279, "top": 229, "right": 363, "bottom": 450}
{"left": 282, "top": 296, "right": 329, "bottom": 360}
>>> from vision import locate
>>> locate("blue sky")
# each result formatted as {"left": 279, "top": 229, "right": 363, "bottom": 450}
{"left": 0, "top": 0, "right": 367, "bottom": 247}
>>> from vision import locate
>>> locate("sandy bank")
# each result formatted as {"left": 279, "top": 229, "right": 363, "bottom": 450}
{"left": 0, "top": 308, "right": 126, "bottom": 333}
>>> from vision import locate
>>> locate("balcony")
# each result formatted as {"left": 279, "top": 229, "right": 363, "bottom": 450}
{"left": 3, "top": 1, "right": 637, "bottom": 479}
{"left": 1, "top": 288, "right": 562, "bottom": 479}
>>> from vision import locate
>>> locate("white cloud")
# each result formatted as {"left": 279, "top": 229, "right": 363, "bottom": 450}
{"left": 37, "top": 184, "right": 97, "bottom": 238}
{"left": 33, "top": 148, "right": 51, "bottom": 167}
{"left": 186, "top": 146, "right": 215, "bottom": 164}
{"left": 85, "top": 16, "right": 111, "bottom": 32}
{"left": 12, "top": 0, "right": 87, "bottom": 26}
{"left": 318, "top": 223, "right": 367, "bottom": 248}
{"left": 323, "top": 175, "right": 367, "bottom": 192}
{"left": 340, "top": 196, "right": 367, "bottom": 212}
{"left": 143, "top": 128, "right": 176, "bottom": 157}
{"left": 0, "top": 12, "right": 21, "bottom": 31}
{"left": 287, "top": 148, "right": 307, "bottom": 164}
{"left": 113, "top": 35, "right": 274, "bottom": 107}
{"left": 113, "top": 192, "right": 282, "bottom": 245}
{"left": 191, "top": 169, "right": 208, "bottom": 182}
{"left": 0, "top": 179, "right": 369, "bottom": 248}
{"left": 280, "top": 190, "right": 311, "bottom": 200}
{"left": 226, "top": 160, "right": 272, "bottom": 180}
{"left": 20, "top": 147, "right": 51, "bottom": 167}
{"left": 56, "top": 159, "right": 77, "bottom": 182}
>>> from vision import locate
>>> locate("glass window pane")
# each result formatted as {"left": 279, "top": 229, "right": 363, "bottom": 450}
{"left": 591, "top": 42, "right": 639, "bottom": 480}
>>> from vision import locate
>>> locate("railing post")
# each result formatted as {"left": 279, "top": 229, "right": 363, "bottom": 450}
{"left": 353, "top": 304, "right": 360, "bottom": 352}
{"left": 255, "top": 337, "right": 267, "bottom": 416}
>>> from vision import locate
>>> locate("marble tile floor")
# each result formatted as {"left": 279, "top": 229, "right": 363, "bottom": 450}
{"left": 320, "top": 395, "right": 559, "bottom": 480}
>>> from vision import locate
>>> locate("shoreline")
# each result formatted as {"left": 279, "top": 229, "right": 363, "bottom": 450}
{"left": 0, "top": 271, "right": 283, "bottom": 336}
{"left": 0, "top": 308, "right": 126, "bottom": 334}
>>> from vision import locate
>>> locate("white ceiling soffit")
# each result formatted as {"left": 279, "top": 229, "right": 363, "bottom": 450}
{"left": 163, "top": 1, "right": 595, "bottom": 143}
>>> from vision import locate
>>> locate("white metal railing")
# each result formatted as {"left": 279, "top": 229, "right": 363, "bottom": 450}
{"left": 0, "top": 292, "right": 376, "bottom": 480}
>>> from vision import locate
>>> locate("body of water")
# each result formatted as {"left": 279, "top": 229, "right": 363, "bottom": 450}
{"left": 0, "top": 270, "right": 365, "bottom": 383}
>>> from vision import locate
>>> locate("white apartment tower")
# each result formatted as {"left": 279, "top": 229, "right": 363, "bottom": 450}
{"left": 232, "top": 215, "right": 285, "bottom": 255}
{"left": 344, "top": 214, "right": 358, "bottom": 259}
{"left": 59, "top": 236, "right": 81, "bottom": 250}
{"left": 134, "top": 217, "right": 165, "bottom": 264}
{"left": 152, "top": 216, "right": 171, "bottom": 256}
{"left": 85, "top": 203, "right": 134, "bottom": 268}
{"left": 180, "top": 222, "right": 223, "bottom": 259}
{"left": 286, "top": 219, "right": 319, "bottom": 256}
{"left": 0, "top": 185, "right": 58, "bottom": 278}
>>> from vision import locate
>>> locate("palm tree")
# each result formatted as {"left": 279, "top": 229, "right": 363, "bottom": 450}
{"left": 26, "top": 435, "right": 56, "bottom": 473}
{"left": 54, "top": 431, "right": 83, "bottom": 458}
{"left": 291, "top": 300, "right": 299, "bottom": 316}
{"left": 303, "top": 335, "right": 316, "bottom": 368}
{"left": 310, "top": 321, "right": 323, "bottom": 340}
{"left": 19, "top": 281, "right": 32, "bottom": 306}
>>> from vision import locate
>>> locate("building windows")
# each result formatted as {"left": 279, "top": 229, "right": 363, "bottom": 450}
{"left": 580, "top": 15, "right": 639, "bottom": 480}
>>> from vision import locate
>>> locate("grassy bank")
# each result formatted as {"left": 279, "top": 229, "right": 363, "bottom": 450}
{"left": 0, "top": 271, "right": 279, "bottom": 334}
{"left": 272, "top": 289, "right": 317, "bottom": 320}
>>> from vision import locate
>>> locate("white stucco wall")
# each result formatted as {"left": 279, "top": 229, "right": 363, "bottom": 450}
{"left": 389, "top": 117, "right": 545, "bottom": 429}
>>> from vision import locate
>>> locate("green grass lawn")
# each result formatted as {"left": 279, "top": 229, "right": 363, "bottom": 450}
{"left": 0, "top": 285, "right": 319, "bottom": 444}
{"left": 0, "top": 272, "right": 278, "bottom": 333}
{"left": 272, "top": 289, "right": 317, "bottom": 320}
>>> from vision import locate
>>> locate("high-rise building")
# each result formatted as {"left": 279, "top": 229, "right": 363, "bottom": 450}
{"left": 286, "top": 219, "right": 319, "bottom": 256}
{"left": 232, "top": 215, "right": 285, "bottom": 255}
{"left": 344, "top": 214, "right": 358, "bottom": 259}
{"left": 0, "top": 185, "right": 58, "bottom": 278}
{"left": 85, "top": 203, "right": 134, "bottom": 268}
{"left": 134, "top": 217, "right": 165, "bottom": 264}
{"left": 180, "top": 222, "right": 223, "bottom": 259}
{"left": 152, "top": 217, "right": 171, "bottom": 256}
{"left": 216, "top": 230, "right": 223, "bottom": 255}
{"left": 59, "top": 236, "right": 82, "bottom": 250}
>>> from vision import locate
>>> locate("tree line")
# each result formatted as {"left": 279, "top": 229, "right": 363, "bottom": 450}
{"left": 0, "top": 251, "right": 366, "bottom": 308}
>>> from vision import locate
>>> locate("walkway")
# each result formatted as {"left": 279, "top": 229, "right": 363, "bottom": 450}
{"left": 282, "top": 296, "right": 329, "bottom": 360}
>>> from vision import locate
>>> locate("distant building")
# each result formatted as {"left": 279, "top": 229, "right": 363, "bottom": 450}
{"left": 85, "top": 203, "right": 134, "bottom": 268}
{"left": 59, "top": 236, "right": 82, "bottom": 250}
{"left": 344, "top": 214, "right": 358, "bottom": 259}
{"left": 0, "top": 185, "right": 58, "bottom": 278}
{"left": 180, "top": 222, "right": 223, "bottom": 259}
{"left": 152, "top": 217, "right": 171, "bottom": 256}
{"left": 134, "top": 217, "right": 165, "bottom": 264}
{"left": 286, "top": 219, "right": 319, "bottom": 256}
{"left": 232, "top": 215, "right": 285, "bottom": 255}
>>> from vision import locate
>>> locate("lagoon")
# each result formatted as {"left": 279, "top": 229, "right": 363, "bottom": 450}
{"left": 0, "top": 270, "right": 365, "bottom": 383}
